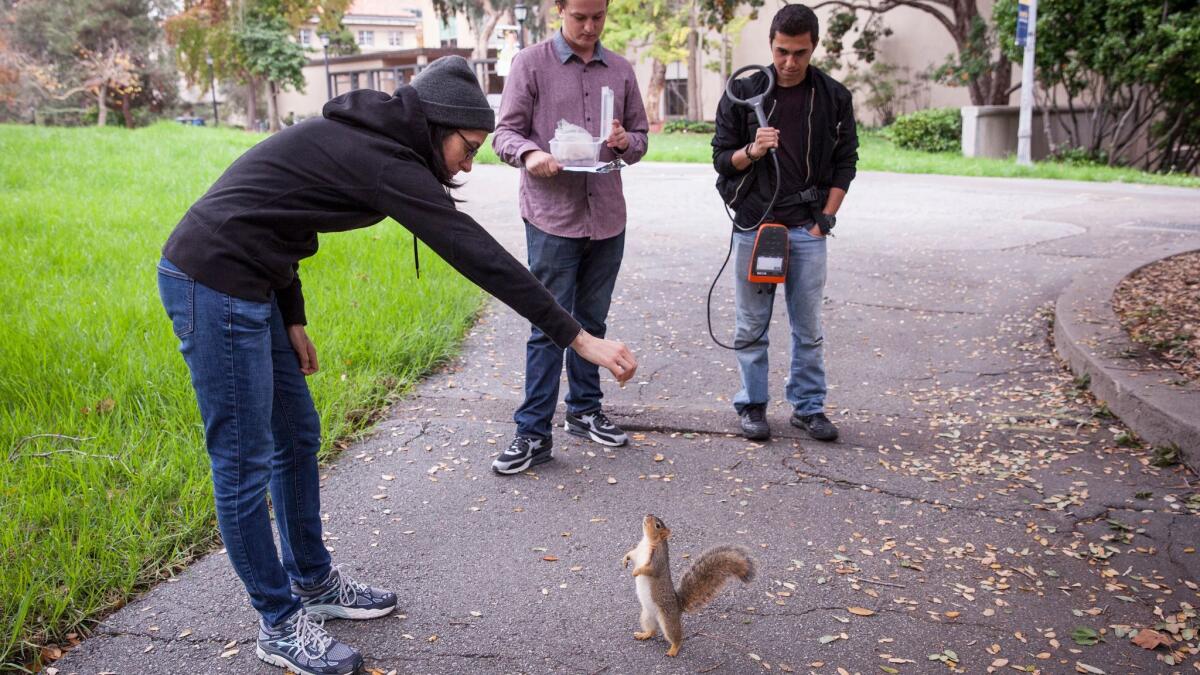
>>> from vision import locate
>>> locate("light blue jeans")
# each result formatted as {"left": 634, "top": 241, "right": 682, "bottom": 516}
{"left": 731, "top": 227, "right": 827, "bottom": 416}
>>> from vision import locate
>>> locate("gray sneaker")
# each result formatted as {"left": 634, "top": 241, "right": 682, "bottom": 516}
{"left": 256, "top": 608, "right": 362, "bottom": 675}
{"left": 292, "top": 566, "right": 397, "bottom": 620}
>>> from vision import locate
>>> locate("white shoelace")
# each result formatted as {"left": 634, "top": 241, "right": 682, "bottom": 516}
{"left": 280, "top": 610, "right": 333, "bottom": 660}
{"left": 330, "top": 565, "right": 371, "bottom": 606}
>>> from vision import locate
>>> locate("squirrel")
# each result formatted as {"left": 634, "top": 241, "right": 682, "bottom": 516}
{"left": 621, "top": 514, "right": 756, "bottom": 657}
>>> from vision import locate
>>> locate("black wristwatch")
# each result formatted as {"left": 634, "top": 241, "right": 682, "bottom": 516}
{"left": 817, "top": 212, "right": 836, "bottom": 234}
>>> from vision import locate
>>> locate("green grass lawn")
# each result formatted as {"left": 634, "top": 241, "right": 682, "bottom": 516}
{"left": 0, "top": 123, "right": 485, "bottom": 670}
{"left": 479, "top": 130, "right": 1200, "bottom": 189}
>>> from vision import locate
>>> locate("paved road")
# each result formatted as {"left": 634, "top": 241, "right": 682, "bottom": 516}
{"left": 52, "top": 165, "right": 1200, "bottom": 674}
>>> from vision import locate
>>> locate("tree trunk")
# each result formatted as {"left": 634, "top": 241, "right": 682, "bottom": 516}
{"left": 685, "top": 2, "right": 702, "bottom": 120}
{"left": 267, "top": 79, "right": 280, "bottom": 133}
{"left": 986, "top": 53, "right": 1013, "bottom": 105}
{"left": 473, "top": 5, "right": 502, "bottom": 93}
{"left": 646, "top": 58, "right": 667, "bottom": 126}
{"left": 121, "top": 95, "right": 133, "bottom": 128}
{"left": 246, "top": 74, "right": 258, "bottom": 132}
{"left": 96, "top": 83, "right": 108, "bottom": 127}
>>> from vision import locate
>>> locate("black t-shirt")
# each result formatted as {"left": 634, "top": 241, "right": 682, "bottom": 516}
{"left": 768, "top": 77, "right": 814, "bottom": 226}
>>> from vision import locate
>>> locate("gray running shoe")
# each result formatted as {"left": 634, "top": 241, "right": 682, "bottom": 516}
{"left": 292, "top": 566, "right": 397, "bottom": 620}
{"left": 256, "top": 608, "right": 362, "bottom": 675}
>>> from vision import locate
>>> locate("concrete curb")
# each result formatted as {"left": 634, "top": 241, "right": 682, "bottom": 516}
{"left": 1054, "top": 242, "right": 1200, "bottom": 472}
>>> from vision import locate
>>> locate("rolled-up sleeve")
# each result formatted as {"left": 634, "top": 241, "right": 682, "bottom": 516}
{"left": 493, "top": 52, "right": 543, "bottom": 167}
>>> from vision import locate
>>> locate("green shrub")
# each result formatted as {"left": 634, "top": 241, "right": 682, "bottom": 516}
{"left": 662, "top": 119, "right": 715, "bottom": 134}
{"left": 1054, "top": 146, "right": 1109, "bottom": 166}
{"left": 887, "top": 107, "right": 961, "bottom": 153}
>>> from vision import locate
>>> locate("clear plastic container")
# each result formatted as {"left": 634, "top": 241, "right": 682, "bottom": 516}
{"left": 550, "top": 137, "right": 603, "bottom": 167}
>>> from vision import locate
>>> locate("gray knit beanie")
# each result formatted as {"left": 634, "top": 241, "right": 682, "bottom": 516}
{"left": 410, "top": 56, "right": 495, "bottom": 132}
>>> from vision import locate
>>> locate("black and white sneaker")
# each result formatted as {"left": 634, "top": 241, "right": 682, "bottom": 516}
{"left": 491, "top": 435, "right": 553, "bottom": 475}
{"left": 256, "top": 608, "right": 362, "bottom": 675}
{"left": 564, "top": 410, "right": 628, "bottom": 447}
{"left": 292, "top": 566, "right": 397, "bottom": 620}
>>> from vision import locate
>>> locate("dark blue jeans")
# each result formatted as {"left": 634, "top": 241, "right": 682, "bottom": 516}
{"left": 157, "top": 258, "right": 330, "bottom": 627}
{"left": 514, "top": 223, "right": 625, "bottom": 439}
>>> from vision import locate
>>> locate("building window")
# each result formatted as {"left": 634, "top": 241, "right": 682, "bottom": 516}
{"left": 357, "top": 30, "right": 375, "bottom": 47}
{"left": 439, "top": 19, "right": 457, "bottom": 48}
{"left": 388, "top": 31, "right": 404, "bottom": 47}
{"left": 298, "top": 28, "right": 312, "bottom": 45}
{"left": 665, "top": 79, "right": 687, "bottom": 118}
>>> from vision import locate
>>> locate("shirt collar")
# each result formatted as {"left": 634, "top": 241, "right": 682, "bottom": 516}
{"left": 552, "top": 30, "right": 607, "bottom": 65}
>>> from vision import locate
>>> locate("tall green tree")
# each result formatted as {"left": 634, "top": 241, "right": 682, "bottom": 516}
{"left": 432, "top": 0, "right": 513, "bottom": 92}
{"left": 691, "top": 0, "right": 765, "bottom": 120}
{"left": 165, "top": 0, "right": 350, "bottom": 131}
{"left": 606, "top": 0, "right": 761, "bottom": 123}
{"left": 811, "top": 0, "right": 1014, "bottom": 106}
{"left": 605, "top": 0, "right": 688, "bottom": 125}
{"left": 11, "top": 0, "right": 169, "bottom": 126}
{"left": 995, "top": 0, "right": 1200, "bottom": 173}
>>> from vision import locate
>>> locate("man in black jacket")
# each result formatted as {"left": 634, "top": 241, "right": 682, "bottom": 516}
{"left": 711, "top": 4, "right": 858, "bottom": 442}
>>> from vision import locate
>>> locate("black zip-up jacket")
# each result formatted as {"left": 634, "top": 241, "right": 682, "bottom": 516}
{"left": 162, "top": 86, "right": 581, "bottom": 348}
{"left": 712, "top": 65, "right": 858, "bottom": 229}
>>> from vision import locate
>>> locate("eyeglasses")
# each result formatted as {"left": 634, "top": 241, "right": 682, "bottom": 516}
{"left": 455, "top": 130, "right": 481, "bottom": 160}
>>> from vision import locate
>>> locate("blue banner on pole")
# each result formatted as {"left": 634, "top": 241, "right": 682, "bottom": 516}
{"left": 1016, "top": 0, "right": 1030, "bottom": 46}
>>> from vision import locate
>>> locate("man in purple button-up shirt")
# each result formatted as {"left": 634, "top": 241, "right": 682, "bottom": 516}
{"left": 491, "top": 0, "right": 649, "bottom": 475}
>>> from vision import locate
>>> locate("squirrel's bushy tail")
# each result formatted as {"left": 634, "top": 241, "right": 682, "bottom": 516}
{"left": 677, "top": 545, "right": 756, "bottom": 613}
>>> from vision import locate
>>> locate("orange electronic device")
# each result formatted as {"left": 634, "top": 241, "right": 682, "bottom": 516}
{"left": 747, "top": 223, "right": 789, "bottom": 284}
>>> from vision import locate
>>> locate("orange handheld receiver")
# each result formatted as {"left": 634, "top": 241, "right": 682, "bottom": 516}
{"left": 747, "top": 223, "right": 789, "bottom": 284}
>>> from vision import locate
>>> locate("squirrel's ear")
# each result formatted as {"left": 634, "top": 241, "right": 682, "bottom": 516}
{"left": 661, "top": 526, "right": 671, "bottom": 539}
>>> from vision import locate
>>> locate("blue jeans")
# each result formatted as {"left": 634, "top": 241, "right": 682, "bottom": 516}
{"left": 514, "top": 223, "right": 625, "bottom": 439}
{"left": 731, "top": 227, "right": 828, "bottom": 415}
{"left": 157, "top": 258, "right": 330, "bottom": 627}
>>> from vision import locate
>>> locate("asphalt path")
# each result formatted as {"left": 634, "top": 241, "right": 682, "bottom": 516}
{"left": 51, "top": 164, "right": 1200, "bottom": 675}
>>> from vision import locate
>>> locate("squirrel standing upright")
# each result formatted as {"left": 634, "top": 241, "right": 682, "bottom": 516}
{"left": 622, "top": 514, "right": 756, "bottom": 656}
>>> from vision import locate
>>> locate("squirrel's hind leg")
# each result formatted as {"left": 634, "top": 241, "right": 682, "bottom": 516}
{"left": 661, "top": 612, "right": 683, "bottom": 656}
{"left": 634, "top": 605, "right": 657, "bottom": 640}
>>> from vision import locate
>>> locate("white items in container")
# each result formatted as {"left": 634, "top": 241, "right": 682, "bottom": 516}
{"left": 550, "top": 119, "right": 603, "bottom": 167}
{"left": 547, "top": 88, "right": 622, "bottom": 170}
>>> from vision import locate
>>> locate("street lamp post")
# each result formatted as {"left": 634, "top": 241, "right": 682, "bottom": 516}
{"left": 320, "top": 33, "right": 332, "bottom": 100}
{"left": 514, "top": 2, "right": 527, "bottom": 50}
{"left": 205, "top": 53, "right": 219, "bottom": 126}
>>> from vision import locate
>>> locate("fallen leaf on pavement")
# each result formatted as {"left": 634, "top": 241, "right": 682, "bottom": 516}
{"left": 1131, "top": 629, "right": 1171, "bottom": 650}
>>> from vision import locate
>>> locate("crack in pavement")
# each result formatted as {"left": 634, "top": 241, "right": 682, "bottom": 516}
{"left": 836, "top": 300, "right": 988, "bottom": 316}
{"left": 782, "top": 455, "right": 1017, "bottom": 519}
{"left": 750, "top": 606, "right": 1010, "bottom": 636}
{"left": 91, "top": 624, "right": 246, "bottom": 647}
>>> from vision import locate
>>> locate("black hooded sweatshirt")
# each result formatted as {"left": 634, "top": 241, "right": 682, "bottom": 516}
{"left": 162, "top": 86, "right": 581, "bottom": 348}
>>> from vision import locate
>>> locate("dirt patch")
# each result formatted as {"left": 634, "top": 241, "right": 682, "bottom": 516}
{"left": 1112, "top": 250, "right": 1200, "bottom": 383}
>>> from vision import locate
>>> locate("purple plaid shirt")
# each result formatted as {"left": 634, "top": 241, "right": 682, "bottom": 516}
{"left": 492, "top": 31, "right": 649, "bottom": 240}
